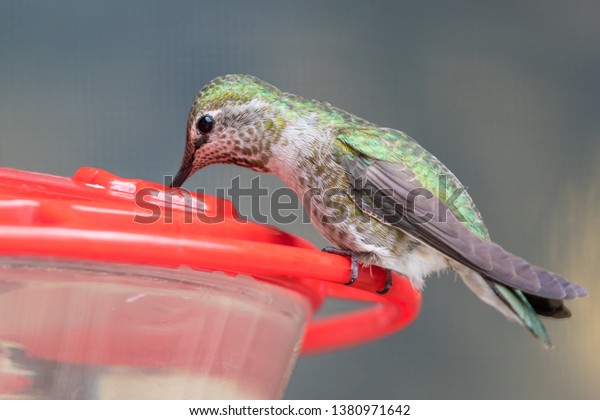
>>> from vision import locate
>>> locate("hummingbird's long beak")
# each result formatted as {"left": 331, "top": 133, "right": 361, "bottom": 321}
{"left": 169, "top": 152, "right": 194, "bottom": 188}
{"left": 169, "top": 166, "right": 192, "bottom": 188}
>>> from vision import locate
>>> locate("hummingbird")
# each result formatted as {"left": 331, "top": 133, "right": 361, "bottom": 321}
{"left": 170, "top": 74, "right": 587, "bottom": 348}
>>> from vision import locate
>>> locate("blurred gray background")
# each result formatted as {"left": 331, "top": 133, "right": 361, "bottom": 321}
{"left": 1, "top": 0, "right": 599, "bottom": 399}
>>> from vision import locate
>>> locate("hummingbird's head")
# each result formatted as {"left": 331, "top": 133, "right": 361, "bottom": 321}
{"left": 170, "top": 74, "right": 285, "bottom": 188}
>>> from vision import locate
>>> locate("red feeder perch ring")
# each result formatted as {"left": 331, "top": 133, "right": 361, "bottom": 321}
{"left": 0, "top": 167, "right": 420, "bottom": 355}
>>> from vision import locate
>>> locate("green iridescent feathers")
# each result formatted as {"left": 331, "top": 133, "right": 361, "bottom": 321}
{"left": 337, "top": 128, "right": 488, "bottom": 239}
{"left": 191, "top": 75, "right": 282, "bottom": 113}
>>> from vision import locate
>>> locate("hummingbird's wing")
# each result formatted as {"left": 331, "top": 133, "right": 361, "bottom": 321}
{"left": 336, "top": 128, "right": 587, "bottom": 301}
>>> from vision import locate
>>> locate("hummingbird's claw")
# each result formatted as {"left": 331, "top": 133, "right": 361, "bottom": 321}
{"left": 321, "top": 247, "right": 394, "bottom": 293}
{"left": 346, "top": 257, "right": 359, "bottom": 286}
{"left": 377, "top": 269, "right": 393, "bottom": 294}
{"left": 321, "top": 246, "right": 360, "bottom": 286}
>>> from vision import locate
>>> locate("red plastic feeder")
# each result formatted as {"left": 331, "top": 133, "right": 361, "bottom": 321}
{"left": 0, "top": 167, "right": 420, "bottom": 399}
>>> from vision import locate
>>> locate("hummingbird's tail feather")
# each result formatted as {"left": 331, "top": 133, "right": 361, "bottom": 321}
{"left": 521, "top": 293, "right": 572, "bottom": 319}
{"left": 453, "top": 264, "right": 553, "bottom": 349}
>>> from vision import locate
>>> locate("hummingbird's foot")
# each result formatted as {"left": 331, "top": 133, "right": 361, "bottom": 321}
{"left": 321, "top": 246, "right": 360, "bottom": 286}
{"left": 377, "top": 269, "right": 393, "bottom": 294}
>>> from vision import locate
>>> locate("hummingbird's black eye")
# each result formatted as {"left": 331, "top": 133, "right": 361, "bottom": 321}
{"left": 196, "top": 114, "right": 214, "bottom": 134}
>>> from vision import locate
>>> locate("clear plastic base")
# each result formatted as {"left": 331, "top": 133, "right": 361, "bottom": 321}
{"left": 0, "top": 258, "right": 309, "bottom": 399}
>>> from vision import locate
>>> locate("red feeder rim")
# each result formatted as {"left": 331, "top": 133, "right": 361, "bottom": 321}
{"left": 0, "top": 167, "right": 420, "bottom": 353}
